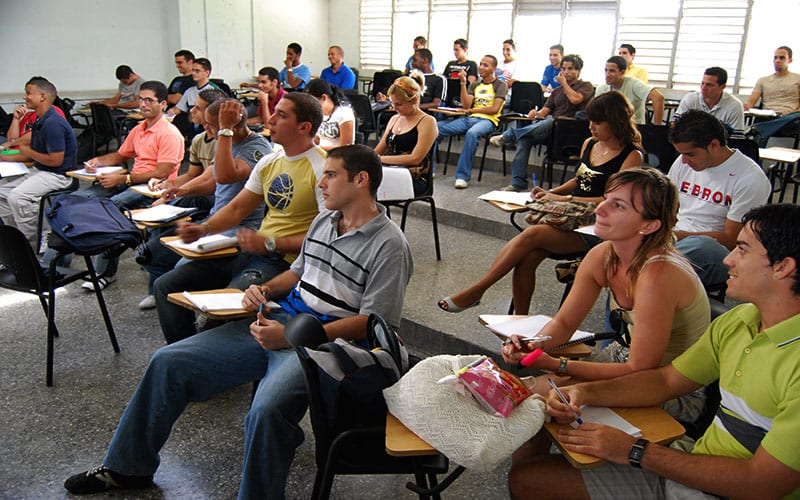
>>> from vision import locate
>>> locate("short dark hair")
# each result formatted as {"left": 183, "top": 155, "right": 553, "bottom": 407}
{"left": 415, "top": 48, "right": 433, "bottom": 63}
{"left": 777, "top": 45, "right": 793, "bottom": 58}
{"left": 607, "top": 55, "right": 627, "bottom": 72}
{"left": 414, "top": 36, "right": 427, "bottom": 45}
{"left": 139, "top": 81, "right": 168, "bottom": 103}
{"left": 483, "top": 54, "right": 498, "bottom": 68}
{"left": 742, "top": 203, "right": 800, "bottom": 295}
{"left": 454, "top": 38, "right": 468, "bottom": 50}
{"left": 115, "top": 65, "right": 134, "bottom": 80}
{"left": 174, "top": 49, "right": 195, "bottom": 61}
{"left": 327, "top": 144, "right": 382, "bottom": 197}
{"left": 288, "top": 42, "right": 303, "bottom": 55}
{"left": 282, "top": 92, "right": 323, "bottom": 137}
{"left": 503, "top": 39, "right": 515, "bottom": 50}
{"left": 619, "top": 43, "right": 636, "bottom": 54}
{"left": 669, "top": 109, "right": 727, "bottom": 148}
{"left": 258, "top": 66, "right": 280, "bottom": 81}
{"left": 198, "top": 88, "right": 228, "bottom": 105}
{"left": 194, "top": 58, "right": 212, "bottom": 73}
{"left": 561, "top": 54, "right": 584, "bottom": 71}
{"left": 26, "top": 76, "right": 57, "bottom": 98}
{"left": 550, "top": 44, "right": 564, "bottom": 54}
{"left": 207, "top": 98, "right": 247, "bottom": 129}
{"left": 704, "top": 67, "right": 728, "bottom": 86}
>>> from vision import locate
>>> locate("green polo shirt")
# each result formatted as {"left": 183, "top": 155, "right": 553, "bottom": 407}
{"left": 672, "top": 303, "right": 800, "bottom": 497}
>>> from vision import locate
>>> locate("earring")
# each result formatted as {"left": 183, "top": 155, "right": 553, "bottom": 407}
{"left": 639, "top": 231, "right": 645, "bottom": 234}
{"left": 773, "top": 274, "right": 779, "bottom": 280}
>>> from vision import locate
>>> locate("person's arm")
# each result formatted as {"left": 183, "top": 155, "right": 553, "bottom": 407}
{"left": 467, "top": 96, "right": 504, "bottom": 116}
{"left": 377, "top": 115, "right": 437, "bottom": 166}
{"left": 458, "top": 73, "right": 473, "bottom": 109}
{"left": 745, "top": 88, "right": 762, "bottom": 111}
{"left": 97, "top": 161, "right": 175, "bottom": 188}
{"left": 675, "top": 218, "right": 742, "bottom": 251}
{"left": 466, "top": 62, "right": 478, "bottom": 84}
{"left": 176, "top": 188, "right": 264, "bottom": 243}
{"left": 5, "top": 106, "right": 27, "bottom": 141}
{"left": 165, "top": 165, "right": 216, "bottom": 199}
{"left": 167, "top": 93, "right": 182, "bottom": 105}
{"left": 373, "top": 115, "right": 397, "bottom": 155}
{"left": 113, "top": 99, "right": 139, "bottom": 110}
{"left": 247, "top": 92, "right": 271, "bottom": 125}
{"left": 558, "top": 75, "right": 586, "bottom": 106}
{"left": 283, "top": 63, "right": 304, "bottom": 89}
{"left": 648, "top": 88, "right": 665, "bottom": 125}
{"left": 99, "top": 92, "right": 122, "bottom": 107}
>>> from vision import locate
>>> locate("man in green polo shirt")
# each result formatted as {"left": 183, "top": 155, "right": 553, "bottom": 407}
{"left": 507, "top": 203, "right": 800, "bottom": 499}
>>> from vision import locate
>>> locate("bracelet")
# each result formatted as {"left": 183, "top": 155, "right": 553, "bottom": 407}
{"left": 202, "top": 222, "right": 212, "bottom": 236}
{"left": 556, "top": 357, "right": 569, "bottom": 375}
{"left": 125, "top": 174, "right": 132, "bottom": 186}
{"left": 566, "top": 194, "right": 573, "bottom": 201}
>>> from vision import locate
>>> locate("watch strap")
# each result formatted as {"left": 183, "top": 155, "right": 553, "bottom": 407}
{"left": 628, "top": 438, "right": 649, "bottom": 468}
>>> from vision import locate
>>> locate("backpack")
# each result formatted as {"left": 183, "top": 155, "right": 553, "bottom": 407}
{"left": 296, "top": 313, "right": 410, "bottom": 434}
{"left": 45, "top": 193, "right": 142, "bottom": 254}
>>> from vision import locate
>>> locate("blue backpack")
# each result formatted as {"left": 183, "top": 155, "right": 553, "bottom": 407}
{"left": 46, "top": 193, "right": 142, "bottom": 254}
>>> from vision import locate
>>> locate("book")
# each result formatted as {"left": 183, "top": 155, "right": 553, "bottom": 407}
{"left": 166, "top": 234, "right": 238, "bottom": 254}
{"left": 0, "top": 162, "right": 29, "bottom": 178}
{"left": 572, "top": 406, "right": 642, "bottom": 436}
{"left": 181, "top": 291, "right": 282, "bottom": 312}
{"left": 70, "top": 166, "right": 124, "bottom": 176}
{"left": 485, "top": 314, "right": 594, "bottom": 347}
{"left": 131, "top": 205, "right": 196, "bottom": 223}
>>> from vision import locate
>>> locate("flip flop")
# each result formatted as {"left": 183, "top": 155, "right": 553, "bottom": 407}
{"left": 437, "top": 296, "right": 480, "bottom": 313}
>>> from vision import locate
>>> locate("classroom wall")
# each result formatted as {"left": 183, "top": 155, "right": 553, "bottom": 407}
{"left": 0, "top": 0, "right": 333, "bottom": 100}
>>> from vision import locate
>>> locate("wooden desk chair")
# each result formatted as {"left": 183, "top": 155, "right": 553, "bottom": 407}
{"left": 284, "top": 314, "right": 450, "bottom": 500}
{"left": 379, "top": 151, "right": 441, "bottom": 260}
{"left": 0, "top": 224, "right": 120, "bottom": 386}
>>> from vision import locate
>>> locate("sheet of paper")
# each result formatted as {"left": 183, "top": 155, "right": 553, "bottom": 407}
{"left": 167, "top": 234, "right": 238, "bottom": 253}
{"left": 377, "top": 166, "right": 415, "bottom": 200}
{"left": 478, "top": 190, "right": 532, "bottom": 206}
{"left": 180, "top": 292, "right": 282, "bottom": 312}
{"left": 70, "top": 166, "right": 124, "bottom": 176}
{"left": 129, "top": 183, "right": 166, "bottom": 197}
{"left": 572, "top": 406, "right": 642, "bottom": 436}
{"left": 0, "top": 162, "right": 29, "bottom": 178}
{"left": 745, "top": 108, "right": 778, "bottom": 117}
{"left": 575, "top": 224, "right": 596, "bottom": 236}
{"left": 486, "top": 314, "right": 593, "bottom": 343}
{"left": 131, "top": 204, "right": 194, "bottom": 222}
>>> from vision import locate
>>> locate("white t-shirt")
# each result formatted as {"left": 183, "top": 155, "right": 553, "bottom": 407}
{"left": 668, "top": 149, "right": 771, "bottom": 233}
{"left": 316, "top": 105, "right": 356, "bottom": 149}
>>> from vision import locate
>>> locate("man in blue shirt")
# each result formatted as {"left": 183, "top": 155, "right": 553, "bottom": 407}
{"left": 320, "top": 45, "right": 356, "bottom": 90}
{"left": 0, "top": 76, "right": 76, "bottom": 249}
{"left": 279, "top": 42, "right": 311, "bottom": 90}
{"left": 541, "top": 44, "right": 563, "bottom": 91}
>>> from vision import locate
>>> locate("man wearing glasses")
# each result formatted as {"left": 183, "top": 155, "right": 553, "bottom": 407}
{"left": 75, "top": 80, "right": 184, "bottom": 290}
{"left": 169, "top": 58, "right": 222, "bottom": 137}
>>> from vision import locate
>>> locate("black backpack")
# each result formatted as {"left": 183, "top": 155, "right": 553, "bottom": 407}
{"left": 295, "top": 314, "right": 409, "bottom": 434}
{"left": 46, "top": 193, "right": 142, "bottom": 254}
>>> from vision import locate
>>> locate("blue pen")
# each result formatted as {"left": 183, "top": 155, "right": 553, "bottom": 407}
{"left": 548, "top": 378, "right": 583, "bottom": 425}
{"left": 257, "top": 302, "right": 264, "bottom": 326}
{"left": 532, "top": 172, "right": 537, "bottom": 190}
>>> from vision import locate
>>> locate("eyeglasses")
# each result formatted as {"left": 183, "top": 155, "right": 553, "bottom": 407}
{"left": 137, "top": 97, "right": 160, "bottom": 105}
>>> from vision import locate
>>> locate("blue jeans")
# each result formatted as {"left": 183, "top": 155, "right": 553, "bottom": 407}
{"left": 102, "top": 311, "right": 309, "bottom": 500}
{"left": 437, "top": 116, "right": 496, "bottom": 182}
{"left": 504, "top": 116, "right": 554, "bottom": 189}
{"left": 154, "top": 253, "right": 290, "bottom": 344}
{"left": 676, "top": 235, "right": 730, "bottom": 288}
{"left": 74, "top": 185, "right": 152, "bottom": 277}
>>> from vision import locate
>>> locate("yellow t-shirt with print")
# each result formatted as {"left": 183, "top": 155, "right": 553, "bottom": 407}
{"left": 469, "top": 79, "right": 508, "bottom": 126}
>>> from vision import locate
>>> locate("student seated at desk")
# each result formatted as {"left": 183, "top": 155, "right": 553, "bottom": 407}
{"left": 501, "top": 169, "right": 709, "bottom": 424}
{"left": 90, "top": 65, "right": 143, "bottom": 111}
{"left": 374, "top": 74, "right": 438, "bottom": 196}
{"left": 439, "top": 92, "right": 642, "bottom": 314}
{"left": 509, "top": 204, "right": 800, "bottom": 500}
{"left": 306, "top": 79, "right": 355, "bottom": 151}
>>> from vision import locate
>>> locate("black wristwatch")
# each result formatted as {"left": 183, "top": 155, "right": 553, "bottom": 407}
{"left": 628, "top": 438, "right": 649, "bottom": 468}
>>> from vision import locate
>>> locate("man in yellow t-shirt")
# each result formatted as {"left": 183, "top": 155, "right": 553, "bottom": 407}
{"left": 619, "top": 43, "right": 648, "bottom": 83}
{"left": 437, "top": 54, "right": 508, "bottom": 189}
{"left": 154, "top": 92, "right": 327, "bottom": 344}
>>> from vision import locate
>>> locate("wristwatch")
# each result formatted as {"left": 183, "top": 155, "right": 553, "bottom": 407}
{"left": 218, "top": 128, "right": 234, "bottom": 137}
{"left": 628, "top": 438, "right": 649, "bottom": 468}
{"left": 264, "top": 236, "right": 278, "bottom": 254}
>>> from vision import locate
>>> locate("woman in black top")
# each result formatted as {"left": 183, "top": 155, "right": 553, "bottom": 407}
{"left": 439, "top": 91, "right": 643, "bottom": 314}
{"left": 374, "top": 73, "right": 438, "bottom": 196}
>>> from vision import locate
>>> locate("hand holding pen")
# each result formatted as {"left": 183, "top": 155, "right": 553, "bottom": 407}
{"left": 547, "top": 378, "right": 583, "bottom": 425}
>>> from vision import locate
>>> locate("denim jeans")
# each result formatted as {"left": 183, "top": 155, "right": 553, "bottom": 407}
{"left": 102, "top": 311, "right": 309, "bottom": 500}
{"left": 503, "top": 116, "right": 554, "bottom": 189}
{"left": 676, "top": 235, "right": 730, "bottom": 288}
{"left": 437, "top": 116, "right": 497, "bottom": 182}
{"left": 154, "top": 253, "right": 290, "bottom": 344}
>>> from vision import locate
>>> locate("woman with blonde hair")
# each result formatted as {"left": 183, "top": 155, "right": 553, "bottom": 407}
{"left": 374, "top": 72, "right": 438, "bottom": 196}
{"left": 502, "top": 169, "right": 709, "bottom": 422}
{"left": 439, "top": 91, "right": 642, "bottom": 314}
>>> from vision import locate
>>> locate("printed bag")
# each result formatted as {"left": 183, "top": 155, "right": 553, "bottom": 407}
{"left": 525, "top": 198, "right": 597, "bottom": 231}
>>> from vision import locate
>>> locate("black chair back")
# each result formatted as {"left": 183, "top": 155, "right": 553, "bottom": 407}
{"left": 728, "top": 136, "right": 761, "bottom": 165}
{"left": 351, "top": 68, "right": 360, "bottom": 90}
{"left": 90, "top": 104, "right": 119, "bottom": 141}
{"left": 638, "top": 123, "right": 677, "bottom": 174}
{"left": 545, "top": 118, "right": 591, "bottom": 183}
{"left": 210, "top": 78, "right": 235, "bottom": 98}
{"left": 371, "top": 70, "right": 403, "bottom": 99}
{"left": 444, "top": 78, "right": 461, "bottom": 107}
{"left": 0, "top": 225, "right": 47, "bottom": 294}
{"left": 508, "top": 82, "right": 545, "bottom": 115}
{"left": 347, "top": 94, "right": 376, "bottom": 142}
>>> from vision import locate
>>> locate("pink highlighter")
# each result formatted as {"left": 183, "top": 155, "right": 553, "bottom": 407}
{"left": 520, "top": 348, "right": 544, "bottom": 367}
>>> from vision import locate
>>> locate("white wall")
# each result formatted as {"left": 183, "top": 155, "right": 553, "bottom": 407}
{"left": 0, "top": 0, "right": 332, "bottom": 99}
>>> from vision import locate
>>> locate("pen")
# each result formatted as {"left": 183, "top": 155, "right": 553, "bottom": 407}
{"left": 532, "top": 173, "right": 537, "bottom": 190}
{"left": 501, "top": 335, "right": 552, "bottom": 346}
{"left": 257, "top": 302, "right": 264, "bottom": 326}
{"left": 548, "top": 378, "right": 583, "bottom": 425}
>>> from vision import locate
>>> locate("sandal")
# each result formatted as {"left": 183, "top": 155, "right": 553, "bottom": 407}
{"left": 437, "top": 296, "right": 480, "bottom": 313}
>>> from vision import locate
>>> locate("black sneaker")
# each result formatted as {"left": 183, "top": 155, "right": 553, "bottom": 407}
{"left": 64, "top": 465, "right": 153, "bottom": 494}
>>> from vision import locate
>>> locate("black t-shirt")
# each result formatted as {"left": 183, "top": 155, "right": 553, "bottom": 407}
{"left": 168, "top": 75, "right": 195, "bottom": 95}
{"left": 443, "top": 60, "right": 478, "bottom": 80}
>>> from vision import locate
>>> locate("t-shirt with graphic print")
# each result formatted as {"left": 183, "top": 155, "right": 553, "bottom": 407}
{"left": 467, "top": 79, "right": 508, "bottom": 126}
{"left": 316, "top": 105, "right": 355, "bottom": 149}
{"left": 244, "top": 145, "right": 327, "bottom": 263}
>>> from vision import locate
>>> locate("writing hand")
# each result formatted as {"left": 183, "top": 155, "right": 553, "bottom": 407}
{"left": 532, "top": 186, "right": 547, "bottom": 199}
{"left": 250, "top": 317, "right": 288, "bottom": 350}
{"left": 97, "top": 172, "right": 123, "bottom": 188}
{"left": 176, "top": 221, "right": 206, "bottom": 243}
{"left": 242, "top": 284, "right": 271, "bottom": 311}
{"left": 557, "top": 423, "right": 635, "bottom": 464}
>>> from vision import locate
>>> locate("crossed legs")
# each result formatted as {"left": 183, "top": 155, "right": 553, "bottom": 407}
{"left": 441, "top": 225, "right": 588, "bottom": 314}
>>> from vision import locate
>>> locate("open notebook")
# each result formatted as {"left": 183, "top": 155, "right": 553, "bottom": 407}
{"left": 166, "top": 234, "right": 238, "bottom": 254}
{"left": 485, "top": 314, "right": 594, "bottom": 347}
{"left": 181, "top": 291, "right": 280, "bottom": 312}
{"left": 571, "top": 406, "right": 642, "bottom": 436}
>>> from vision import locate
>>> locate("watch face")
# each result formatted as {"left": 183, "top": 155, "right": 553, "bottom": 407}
{"left": 630, "top": 446, "right": 644, "bottom": 461}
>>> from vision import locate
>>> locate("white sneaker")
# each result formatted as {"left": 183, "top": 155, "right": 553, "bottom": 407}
{"left": 138, "top": 295, "right": 156, "bottom": 310}
{"left": 454, "top": 179, "right": 468, "bottom": 189}
{"left": 489, "top": 135, "right": 506, "bottom": 148}
{"left": 81, "top": 275, "right": 116, "bottom": 291}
